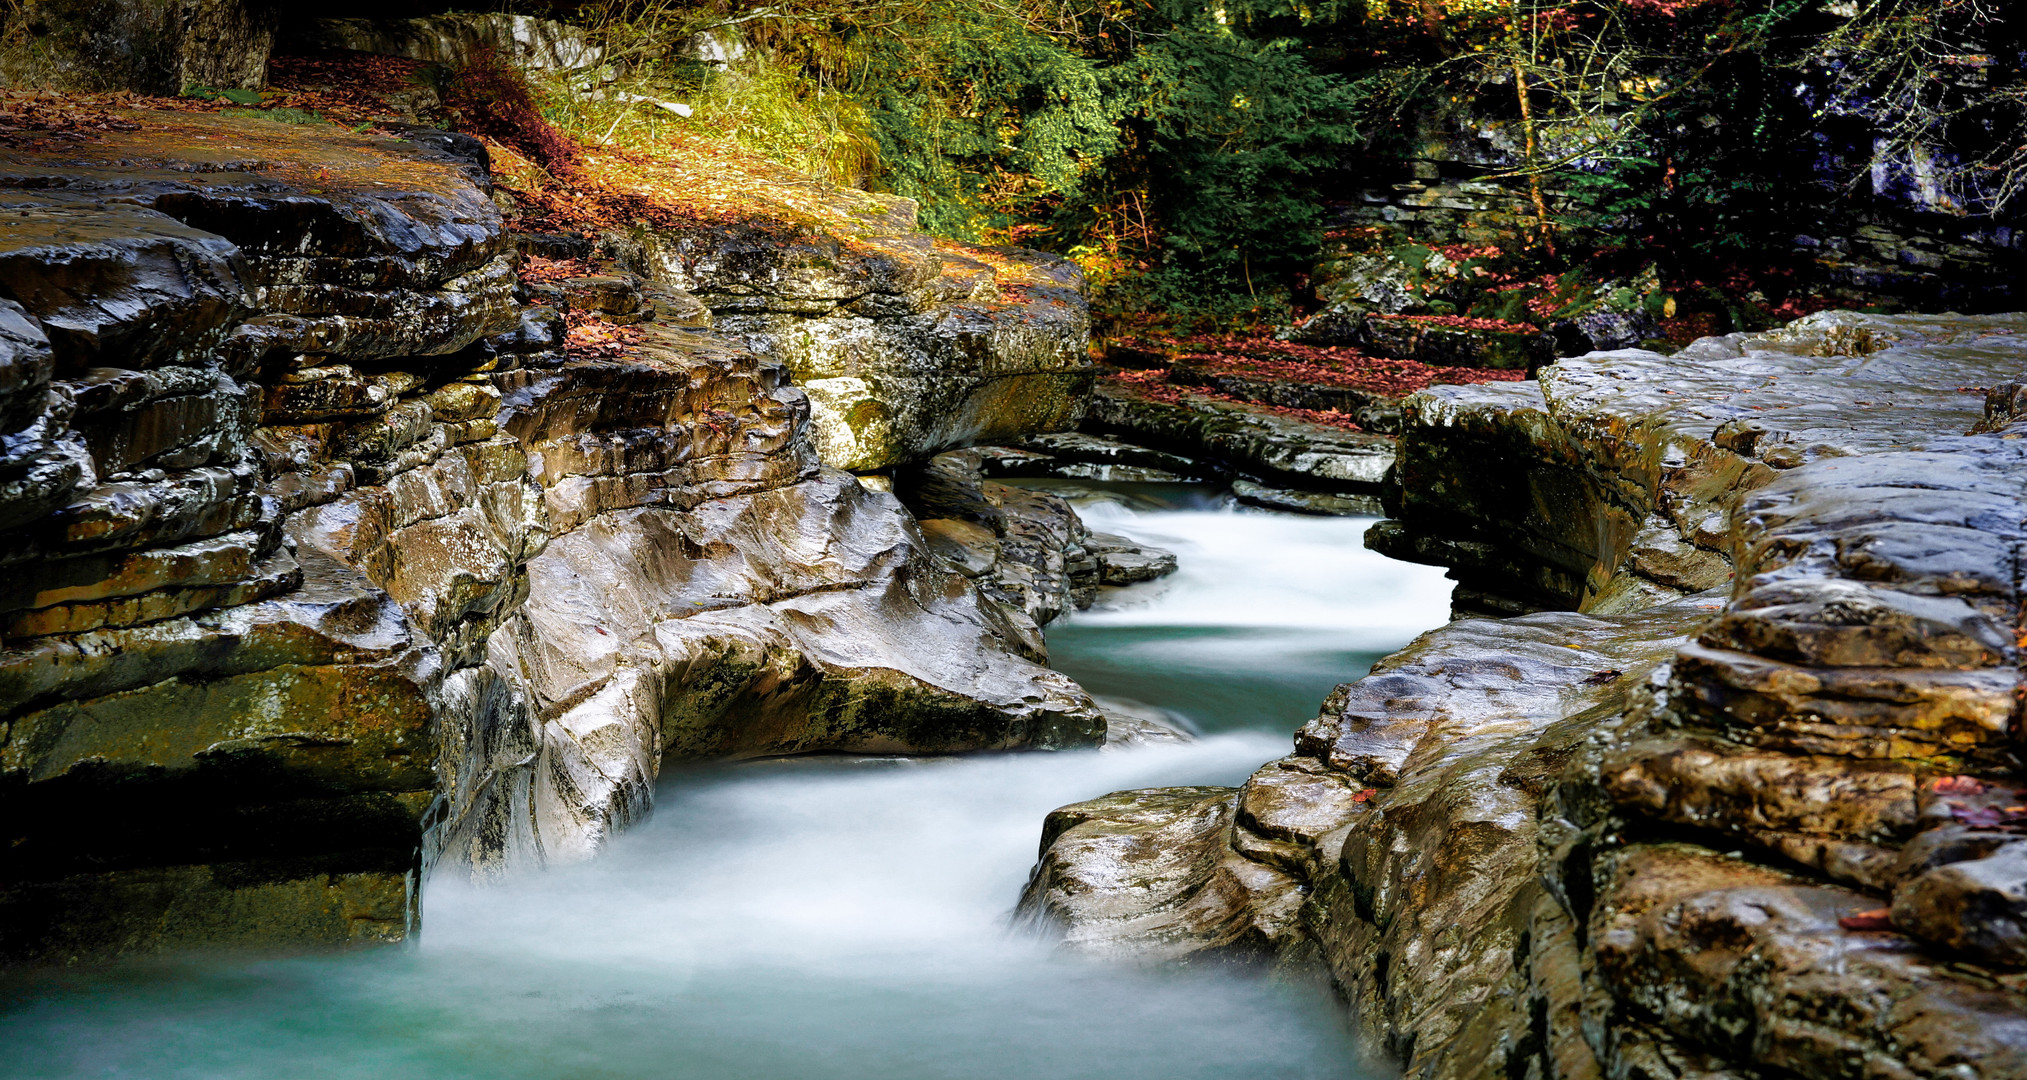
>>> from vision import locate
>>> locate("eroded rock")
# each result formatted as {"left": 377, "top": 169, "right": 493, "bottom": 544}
{"left": 0, "top": 107, "right": 1115, "bottom": 961}
{"left": 1017, "top": 310, "right": 2027, "bottom": 1079}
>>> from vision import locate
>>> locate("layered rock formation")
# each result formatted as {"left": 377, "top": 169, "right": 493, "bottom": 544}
{"left": 284, "top": 14, "right": 604, "bottom": 72}
{"left": 602, "top": 174, "right": 1093, "bottom": 474}
{"left": 1373, "top": 313, "right": 2027, "bottom": 617}
{"left": 1078, "top": 376, "right": 1394, "bottom": 498}
{"left": 0, "top": 108, "right": 1105, "bottom": 962}
{"left": 1020, "top": 311, "right": 2027, "bottom": 1078}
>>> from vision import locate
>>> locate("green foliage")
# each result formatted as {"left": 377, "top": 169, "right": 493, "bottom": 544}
{"left": 801, "top": 0, "right": 1369, "bottom": 316}
{"left": 555, "top": 0, "right": 2021, "bottom": 324}
{"left": 1124, "top": 2, "right": 1365, "bottom": 299}
{"left": 847, "top": 0, "right": 1126, "bottom": 240}
{"left": 220, "top": 107, "right": 331, "bottom": 126}
{"left": 182, "top": 85, "right": 263, "bottom": 105}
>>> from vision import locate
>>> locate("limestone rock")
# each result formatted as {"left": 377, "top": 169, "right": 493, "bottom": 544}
{"left": 975, "top": 432, "right": 1207, "bottom": 484}
{"left": 1085, "top": 531, "right": 1177, "bottom": 584}
{"left": 607, "top": 185, "right": 1093, "bottom": 471}
{"left": 1094, "top": 697, "right": 1194, "bottom": 748}
{"left": 285, "top": 14, "right": 603, "bottom": 72}
{"left": 1082, "top": 378, "right": 1396, "bottom": 494}
{"left": 917, "top": 516, "right": 1000, "bottom": 577}
{"left": 1374, "top": 312, "right": 2027, "bottom": 616}
{"left": 1016, "top": 786, "right": 1304, "bottom": 961}
{"left": 1595, "top": 843, "right": 2027, "bottom": 1079}
{"left": 1, "top": 0, "right": 275, "bottom": 93}
{"left": 1016, "top": 310, "right": 2027, "bottom": 1078}
{"left": 896, "top": 449, "right": 1098, "bottom": 629}
{"left": 1230, "top": 480, "right": 1383, "bottom": 517}
{"left": 1893, "top": 842, "right": 2027, "bottom": 966}
{"left": 0, "top": 106, "right": 1117, "bottom": 962}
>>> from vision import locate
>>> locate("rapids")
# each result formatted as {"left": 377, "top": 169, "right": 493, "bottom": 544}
{"left": 1, "top": 484, "right": 1452, "bottom": 1080}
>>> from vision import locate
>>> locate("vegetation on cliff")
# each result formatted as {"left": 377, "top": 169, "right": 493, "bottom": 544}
{"left": 524, "top": 0, "right": 2021, "bottom": 331}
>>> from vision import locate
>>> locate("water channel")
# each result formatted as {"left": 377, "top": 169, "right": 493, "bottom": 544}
{"left": 1, "top": 484, "right": 1454, "bottom": 1080}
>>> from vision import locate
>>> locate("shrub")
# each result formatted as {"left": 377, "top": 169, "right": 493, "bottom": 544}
{"left": 438, "top": 47, "right": 580, "bottom": 173}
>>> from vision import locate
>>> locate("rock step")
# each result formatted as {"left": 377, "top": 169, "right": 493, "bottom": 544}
{"left": 1019, "top": 310, "right": 2027, "bottom": 1080}
{"left": 1079, "top": 379, "right": 1396, "bottom": 494}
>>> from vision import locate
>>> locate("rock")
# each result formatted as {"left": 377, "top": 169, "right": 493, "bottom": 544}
{"left": 1361, "top": 316, "right": 1554, "bottom": 370}
{"left": 608, "top": 186, "right": 1093, "bottom": 471}
{"left": 917, "top": 516, "right": 1000, "bottom": 577}
{"left": 1012, "top": 432, "right": 1211, "bottom": 478}
{"left": 1085, "top": 532, "right": 1177, "bottom": 584}
{"left": 1298, "top": 249, "right": 1431, "bottom": 329}
{"left": 896, "top": 449, "right": 1097, "bottom": 629}
{"left": 975, "top": 440, "right": 1199, "bottom": 484}
{"left": 680, "top": 28, "right": 746, "bottom": 68}
{"left": 0, "top": 105, "right": 1119, "bottom": 962}
{"left": 1017, "top": 310, "right": 2027, "bottom": 1078}
{"left": 1893, "top": 841, "right": 2027, "bottom": 965}
{"left": 1016, "top": 786, "right": 1304, "bottom": 961}
{"left": 1593, "top": 843, "right": 2027, "bottom": 1079}
{"left": 513, "top": 231, "right": 594, "bottom": 262}
{"left": 1169, "top": 355, "right": 1394, "bottom": 415}
{"left": 0, "top": 111, "right": 519, "bottom": 366}
{"left": 0, "top": 192, "right": 247, "bottom": 371}
{"left": 1550, "top": 307, "right": 1657, "bottom": 355}
{"left": 1094, "top": 696, "right": 1195, "bottom": 748}
{"left": 1, "top": 0, "right": 274, "bottom": 93}
{"left": 1082, "top": 379, "right": 1396, "bottom": 495}
{"left": 558, "top": 275, "right": 643, "bottom": 316}
{"left": 1230, "top": 480, "right": 1383, "bottom": 517}
{"left": 285, "top": 14, "right": 603, "bottom": 71}
{"left": 1375, "top": 311, "right": 2027, "bottom": 616}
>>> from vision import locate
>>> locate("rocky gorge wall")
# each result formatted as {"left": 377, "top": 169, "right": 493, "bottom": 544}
{"left": 1020, "top": 311, "right": 2027, "bottom": 1079}
{"left": 1334, "top": 105, "right": 2023, "bottom": 314}
{"left": 0, "top": 106, "right": 1112, "bottom": 963}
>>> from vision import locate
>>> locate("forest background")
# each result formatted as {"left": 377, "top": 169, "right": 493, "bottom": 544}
{"left": 320, "top": 0, "right": 2027, "bottom": 332}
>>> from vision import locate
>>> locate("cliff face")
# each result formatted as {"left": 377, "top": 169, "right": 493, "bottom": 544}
{"left": 1020, "top": 312, "right": 2027, "bottom": 1079}
{"left": 595, "top": 154, "right": 1093, "bottom": 475}
{"left": 0, "top": 108, "right": 1101, "bottom": 962}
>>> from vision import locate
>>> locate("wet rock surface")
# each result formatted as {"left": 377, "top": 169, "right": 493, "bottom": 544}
{"left": 1372, "top": 311, "right": 2027, "bottom": 617}
{"left": 0, "top": 109, "right": 1109, "bottom": 962}
{"left": 1019, "top": 310, "right": 2027, "bottom": 1079}
{"left": 895, "top": 447, "right": 1178, "bottom": 637}
{"left": 603, "top": 177, "right": 1094, "bottom": 473}
{"left": 1078, "top": 378, "right": 1396, "bottom": 495}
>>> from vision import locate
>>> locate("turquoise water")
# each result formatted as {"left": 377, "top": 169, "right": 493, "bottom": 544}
{"left": 1042, "top": 484, "right": 1455, "bottom": 735}
{"left": 1, "top": 485, "right": 1450, "bottom": 1080}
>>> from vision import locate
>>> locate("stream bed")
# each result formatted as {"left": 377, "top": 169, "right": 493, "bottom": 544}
{"left": 1, "top": 485, "right": 1452, "bottom": 1080}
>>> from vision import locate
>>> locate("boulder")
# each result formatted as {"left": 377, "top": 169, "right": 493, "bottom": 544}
{"left": 1374, "top": 311, "right": 2027, "bottom": 616}
{"left": 0, "top": 0, "right": 274, "bottom": 93}
{"left": 1080, "top": 378, "right": 1396, "bottom": 495}
{"left": 284, "top": 14, "right": 602, "bottom": 72}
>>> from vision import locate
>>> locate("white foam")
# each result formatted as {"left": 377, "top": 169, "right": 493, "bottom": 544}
{"left": 1073, "top": 503, "right": 1455, "bottom": 648}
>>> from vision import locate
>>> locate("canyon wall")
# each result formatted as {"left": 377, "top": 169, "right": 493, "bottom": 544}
{"left": 0, "top": 108, "right": 1100, "bottom": 962}
{"left": 1021, "top": 311, "right": 2027, "bottom": 1078}
{"left": 1335, "top": 106, "right": 2022, "bottom": 313}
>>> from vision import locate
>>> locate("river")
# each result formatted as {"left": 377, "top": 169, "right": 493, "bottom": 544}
{"left": 1, "top": 483, "right": 1452, "bottom": 1080}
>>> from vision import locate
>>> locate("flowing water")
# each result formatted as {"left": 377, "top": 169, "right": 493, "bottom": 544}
{"left": 1, "top": 484, "right": 1453, "bottom": 1080}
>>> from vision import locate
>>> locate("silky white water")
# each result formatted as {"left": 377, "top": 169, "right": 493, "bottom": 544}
{"left": 1, "top": 484, "right": 1452, "bottom": 1080}
{"left": 1048, "top": 483, "right": 1457, "bottom": 734}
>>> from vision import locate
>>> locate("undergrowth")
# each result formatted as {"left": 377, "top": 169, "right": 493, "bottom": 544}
{"left": 532, "top": 56, "right": 877, "bottom": 188}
